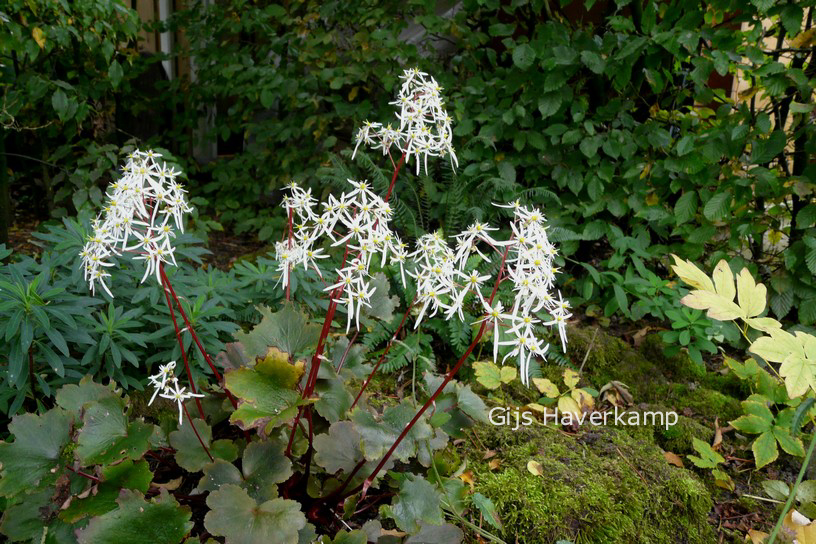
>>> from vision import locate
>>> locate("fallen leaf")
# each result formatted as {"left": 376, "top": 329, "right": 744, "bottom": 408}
{"left": 459, "top": 470, "right": 475, "bottom": 490}
{"left": 632, "top": 327, "right": 651, "bottom": 347}
{"left": 527, "top": 460, "right": 544, "bottom": 477}
{"left": 482, "top": 449, "right": 497, "bottom": 460}
{"left": 151, "top": 477, "right": 182, "bottom": 491}
{"left": 32, "top": 27, "right": 46, "bottom": 49}
{"left": 747, "top": 529, "right": 769, "bottom": 544}
{"left": 488, "top": 459, "right": 501, "bottom": 471}
{"left": 663, "top": 451, "right": 685, "bottom": 468}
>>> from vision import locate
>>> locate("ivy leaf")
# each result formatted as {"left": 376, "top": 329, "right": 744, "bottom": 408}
{"left": 512, "top": 43, "right": 536, "bottom": 70}
{"left": 204, "top": 484, "right": 307, "bottom": 544}
{"left": 385, "top": 475, "right": 445, "bottom": 533}
{"left": 169, "top": 418, "right": 238, "bottom": 472}
{"left": 226, "top": 348, "right": 306, "bottom": 434}
{"left": 753, "top": 431, "right": 779, "bottom": 469}
{"left": 76, "top": 489, "right": 192, "bottom": 544}
{"left": 76, "top": 396, "right": 154, "bottom": 465}
{"left": 0, "top": 408, "right": 72, "bottom": 497}
{"left": 235, "top": 303, "right": 320, "bottom": 358}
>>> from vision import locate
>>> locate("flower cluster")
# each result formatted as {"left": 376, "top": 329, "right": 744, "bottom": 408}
{"left": 275, "top": 180, "right": 570, "bottom": 385}
{"left": 352, "top": 68, "right": 457, "bottom": 175}
{"left": 79, "top": 150, "right": 192, "bottom": 297}
{"left": 147, "top": 361, "right": 204, "bottom": 425}
{"left": 275, "top": 180, "right": 405, "bottom": 332}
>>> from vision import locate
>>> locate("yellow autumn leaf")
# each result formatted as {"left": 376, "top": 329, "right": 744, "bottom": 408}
{"left": 348, "top": 86, "right": 359, "bottom": 101}
{"left": 532, "top": 378, "right": 559, "bottom": 398}
{"left": 558, "top": 395, "right": 581, "bottom": 417}
{"left": 563, "top": 368, "right": 580, "bottom": 389}
{"left": 745, "top": 317, "right": 782, "bottom": 334}
{"left": 750, "top": 328, "right": 803, "bottom": 364}
{"left": 645, "top": 192, "right": 659, "bottom": 206}
{"left": 670, "top": 255, "right": 715, "bottom": 292}
{"left": 680, "top": 290, "right": 744, "bottom": 321}
{"left": 779, "top": 354, "right": 816, "bottom": 398}
{"left": 571, "top": 388, "right": 594, "bottom": 411}
{"left": 32, "top": 27, "right": 46, "bottom": 49}
{"left": 796, "top": 331, "right": 816, "bottom": 360}
{"left": 500, "top": 366, "right": 517, "bottom": 384}
{"left": 736, "top": 268, "right": 766, "bottom": 317}
{"left": 526, "top": 460, "right": 544, "bottom": 476}
{"left": 711, "top": 260, "right": 735, "bottom": 301}
{"left": 791, "top": 28, "right": 816, "bottom": 48}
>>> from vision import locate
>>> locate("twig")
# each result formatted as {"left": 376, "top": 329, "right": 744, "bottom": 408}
{"left": 578, "top": 327, "right": 599, "bottom": 374}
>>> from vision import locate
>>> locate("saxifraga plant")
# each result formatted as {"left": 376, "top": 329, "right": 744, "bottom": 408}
{"left": 0, "top": 68, "right": 570, "bottom": 542}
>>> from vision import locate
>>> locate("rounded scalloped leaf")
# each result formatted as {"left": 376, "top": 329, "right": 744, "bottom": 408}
{"left": 314, "top": 421, "right": 364, "bottom": 473}
{"left": 169, "top": 418, "right": 238, "bottom": 473}
{"left": 351, "top": 401, "right": 433, "bottom": 463}
{"left": 76, "top": 489, "right": 193, "bottom": 544}
{"left": 234, "top": 303, "right": 320, "bottom": 359}
{"left": 385, "top": 475, "right": 445, "bottom": 533}
{"left": 241, "top": 439, "right": 292, "bottom": 501}
{"left": 76, "top": 396, "right": 155, "bottom": 465}
{"left": 226, "top": 350, "right": 305, "bottom": 433}
{"left": 204, "top": 484, "right": 307, "bottom": 544}
{"left": 55, "top": 376, "right": 119, "bottom": 412}
{"left": 0, "top": 408, "right": 73, "bottom": 497}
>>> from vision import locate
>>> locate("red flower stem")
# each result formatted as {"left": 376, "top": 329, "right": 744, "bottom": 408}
{"left": 345, "top": 241, "right": 513, "bottom": 500}
{"left": 64, "top": 465, "right": 102, "bottom": 484}
{"left": 160, "top": 264, "right": 205, "bottom": 419}
{"left": 182, "top": 402, "right": 213, "bottom": 463}
{"left": 384, "top": 152, "right": 406, "bottom": 203}
{"left": 335, "top": 329, "right": 359, "bottom": 373}
{"left": 286, "top": 207, "right": 293, "bottom": 301}
{"left": 349, "top": 297, "right": 416, "bottom": 410}
{"left": 159, "top": 265, "right": 238, "bottom": 409}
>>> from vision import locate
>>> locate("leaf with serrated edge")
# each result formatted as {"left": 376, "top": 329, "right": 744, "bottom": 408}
{"left": 773, "top": 427, "right": 806, "bottom": 457}
{"left": 712, "top": 260, "right": 735, "bottom": 301}
{"left": 779, "top": 354, "right": 816, "bottom": 399}
{"left": 387, "top": 475, "right": 444, "bottom": 533}
{"left": 681, "top": 290, "right": 744, "bottom": 321}
{"left": 737, "top": 268, "right": 767, "bottom": 317}
{"left": 533, "top": 378, "right": 559, "bottom": 398}
{"left": 204, "top": 484, "right": 306, "bottom": 544}
{"left": 671, "top": 254, "right": 715, "bottom": 292}
{"left": 753, "top": 431, "right": 779, "bottom": 469}
{"left": 0, "top": 408, "right": 72, "bottom": 497}
{"left": 76, "top": 489, "right": 192, "bottom": 544}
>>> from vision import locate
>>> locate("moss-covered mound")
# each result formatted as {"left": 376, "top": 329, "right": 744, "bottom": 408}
{"left": 469, "top": 422, "right": 716, "bottom": 543}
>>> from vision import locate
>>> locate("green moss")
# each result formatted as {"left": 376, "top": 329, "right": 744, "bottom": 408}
{"left": 649, "top": 384, "right": 741, "bottom": 422}
{"left": 468, "top": 423, "right": 716, "bottom": 544}
{"left": 653, "top": 413, "right": 714, "bottom": 454}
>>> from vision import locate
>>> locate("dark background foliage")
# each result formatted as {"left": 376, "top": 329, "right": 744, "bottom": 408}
{"left": 3, "top": 0, "right": 816, "bottom": 397}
